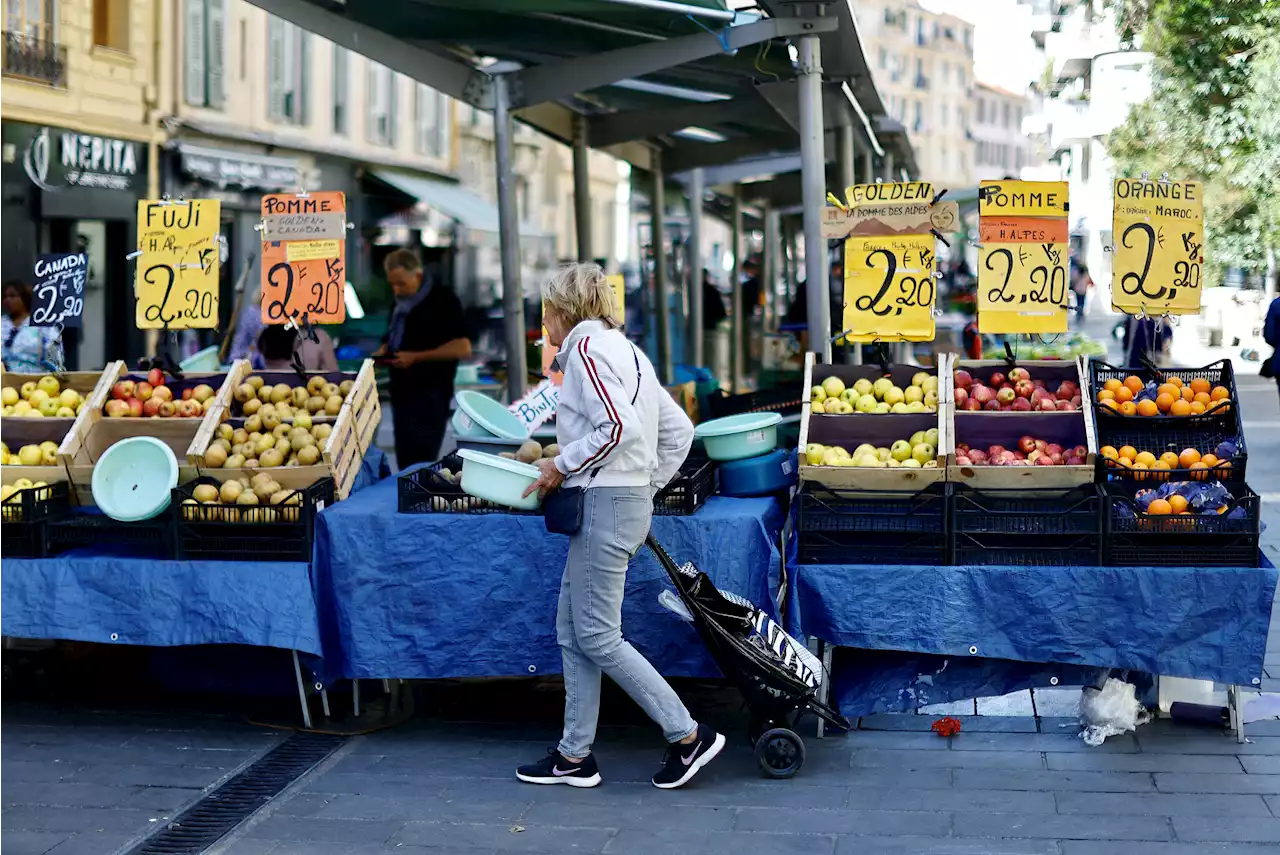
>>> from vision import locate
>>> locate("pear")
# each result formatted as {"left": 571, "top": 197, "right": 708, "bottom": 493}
{"left": 219, "top": 480, "right": 243, "bottom": 503}
{"left": 225, "top": 453, "right": 247, "bottom": 469}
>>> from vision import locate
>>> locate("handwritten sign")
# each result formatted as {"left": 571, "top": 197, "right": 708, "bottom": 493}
{"left": 822, "top": 200, "right": 960, "bottom": 240}
{"left": 540, "top": 273, "right": 626, "bottom": 383}
{"left": 261, "top": 191, "right": 346, "bottom": 324}
{"left": 31, "top": 253, "right": 87, "bottom": 329}
{"left": 509, "top": 380, "right": 561, "bottom": 432}
{"left": 1111, "top": 178, "right": 1204, "bottom": 316}
{"left": 978, "top": 180, "right": 1069, "bottom": 218}
{"left": 841, "top": 234, "right": 937, "bottom": 342}
{"left": 976, "top": 180, "right": 1069, "bottom": 334}
{"left": 135, "top": 199, "right": 221, "bottom": 330}
{"left": 844, "top": 181, "right": 934, "bottom": 209}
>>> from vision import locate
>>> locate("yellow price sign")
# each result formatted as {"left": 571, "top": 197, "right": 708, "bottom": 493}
{"left": 978, "top": 242, "right": 1070, "bottom": 334}
{"left": 1111, "top": 178, "right": 1204, "bottom": 316}
{"left": 134, "top": 199, "right": 221, "bottom": 330}
{"left": 978, "top": 180, "right": 1069, "bottom": 219}
{"left": 841, "top": 234, "right": 937, "bottom": 342}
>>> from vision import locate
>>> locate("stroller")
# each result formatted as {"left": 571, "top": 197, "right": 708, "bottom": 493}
{"left": 647, "top": 534, "right": 850, "bottom": 778}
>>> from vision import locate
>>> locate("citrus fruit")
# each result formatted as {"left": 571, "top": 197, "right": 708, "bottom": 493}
{"left": 1104, "top": 379, "right": 1123, "bottom": 393}
{"left": 1210, "top": 385, "right": 1229, "bottom": 401}
{"left": 1178, "top": 448, "right": 1201, "bottom": 468}
{"left": 1188, "top": 461, "right": 1209, "bottom": 480}
{"left": 1157, "top": 383, "right": 1179, "bottom": 400}
{"left": 1168, "top": 376, "right": 1184, "bottom": 388}
{"left": 1135, "top": 451, "right": 1157, "bottom": 467}
{"left": 1130, "top": 461, "right": 1149, "bottom": 480}
{"left": 1098, "top": 389, "right": 1116, "bottom": 401}
{"left": 1192, "top": 391, "right": 1211, "bottom": 406}
{"left": 1119, "top": 445, "right": 1137, "bottom": 461}
{"left": 1190, "top": 377, "right": 1210, "bottom": 395}
{"left": 1207, "top": 400, "right": 1231, "bottom": 414}
{"left": 1117, "top": 456, "right": 1134, "bottom": 467}
{"left": 1169, "top": 495, "right": 1188, "bottom": 513}
{"left": 1170, "top": 399, "right": 1191, "bottom": 416}
{"left": 1201, "top": 453, "right": 1219, "bottom": 467}
{"left": 1115, "top": 386, "right": 1134, "bottom": 403}
{"left": 1119, "top": 401, "right": 1138, "bottom": 416}
{"left": 1189, "top": 401, "right": 1206, "bottom": 414}
{"left": 1100, "top": 445, "right": 1118, "bottom": 460}
{"left": 1159, "top": 451, "right": 1179, "bottom": 468}
{"left": 1151, "top": 396, "right": 1172, "bottom": 415}
{"left": 1101, "top": 398, "right": 1119, "bottom": 412}
{"left": 1151, "top": 460, "right": 1171, "bottom": 480}
{"left": 1148, "top": 498, "right": 1172, "bottom": 515}
{"left": 1124, "top": 375, "right": 1144, "bottom": 395}
{"left": 1180, "top": 385, "right": 1195, "bottom": 402}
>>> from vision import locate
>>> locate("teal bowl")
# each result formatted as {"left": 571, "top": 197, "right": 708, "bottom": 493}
{"left": 91, "top": 436, "right": 179, "bottom": 521}
{"left": 452, "top": 390, "right": 530, "bottom": 441}
{"left": 694, "top": 412, "right": 783, "bottom": 461}
{"left": 457, "top": 449, "right": 541, "bottom": 511}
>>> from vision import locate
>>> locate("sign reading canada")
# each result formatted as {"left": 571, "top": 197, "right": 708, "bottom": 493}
{"left": 134, "top": 200, "right": 221, "bottom": 330}
{"left": 1111, "top": 178, "right": 1204, "bottom": 316}
{"left": 977, "top": 180, "right": 1070, "bottom": 334}
{"left": 260, "top": 191, "right": 346, "bottom": 325}
{"left": 31, "top": 253, "right": 87, "bottom": 329}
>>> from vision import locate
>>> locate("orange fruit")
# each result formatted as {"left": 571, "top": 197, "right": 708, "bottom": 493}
{"left": 1130, "top": 461, "right": 1149, "bottom": 480}
{"left": 1119, "top": 446, "right": 1137, "bottom": 462}
{"left": 1148, "top": 498, "right": 1172, "bottom": 515}
{"left": 1211, "top": 385, "right": 1230, "bottom": 401}
{"left": 1152, "top": 395, "right": 1173, "bottom": 414}
{"left": 1098, "top": 389, "right": 1116, "bottom": 402}
{"left": 1208, "top": 400, "right": 1232, "bottom": 414}
{"left": 1134, "top": 451, "right": 1157, "bottom": 467}
{"left": 1170, "top": 399, "right": 1192, "bottom": 417}
{"left": 1201, "top": 453, "right": 1219, "bottom": 467}
{"left": 1124, "top": 376, "right": 1144, "bottom": 395}
{"left": 1178, "top": 448, "right": 1202, "bottom": 468}
{"left": 1118, "top": 456, "right": 1134, "bottom": 467}
{"left": 1115, "top": 386, "right": 1135, "bottom": 404}
{"left": 1100, "top": 445, "right": 1119, "bottom": 460}
{"left": 1216, "top": 460, "right": 1232, "bottom": 473}
{"left": 1190, "top": 377, "right": 1210, "bottom": 395}
{"left": 1189, "top": 461, "right": 1209, "bottom": 481}
{"left": 1168, "top": 376, "right": 1184, "bottom": 389}
{"left": 1193, "top": 391, "right": 1211, "bottom": 406}
{"left": 1151, "top": 461, "right": 1171, "bottom": 480}
{"left": 1181, "top": 385, "right": 1196, "bottom": 402}
{"left": 1159, "top": 452, "right": 1180, "bottom": 468}
{"left": 1157, "top": 383, "right": 1179, "bottom": 400}
{"left": 1169, "top": 495, "right": 1189, "bottom": 513}
{"left": 1104, "top": 379, "right": 1123, "bottom": 393}
{"left": 1189, "top": 401, "right": 1206, "bottom": 414}
{"left": 1119, "top": 401, "right": 1138, "bottom": 416}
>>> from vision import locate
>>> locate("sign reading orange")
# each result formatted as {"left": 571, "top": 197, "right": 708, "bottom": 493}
{"left": 260, "top": 191, "right": 346, "bottom": 324}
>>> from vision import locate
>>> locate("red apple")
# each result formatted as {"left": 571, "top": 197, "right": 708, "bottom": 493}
{"left": 1038, "top": 398, "right": 1058, "bottom": 412}
{"left": 954, "top": 370, "right": 973, "bottom": 389}
{"left": 983, "top": 400, "right": 1000, "bottom": 410}
{"left": 112, "top": 380, "right": 135, "bottom": 400}
{"left": 127, "top": 397, "right": 143, "bottom": 417}
{"left": 1049, "top": 452, "right": 1064, "bottom": 465}
{"left": 182, "top": 388, "right": 193, "bottom": 401}
{"left": 148, "top": 367, "right": 165, "bottom": 387}
{"left": 1028, "top": 449, "right": 1043, "bottom": 462}
{"left": 1059, "top": 401, "right": 1078, "bottom": 412}
{"left": 1012, "top": 450, "right": 1026, "bottom": 460}
{"left": 956, "top": 455, "right": 972, "bottom": 465}
{"left": 1056, "top": 383, "right": 1074, "bottom": 401}
{"left": 956, "top": 443, "right": 970, "bottom": 452}
{"left": 1018, "top": 435, "right": 1037, "bottom": 454}
{"left": 1008, "top": 367, "right": 1030, "bottom": 382}
{"left": 1035, "top": 454, "right": 1055, "bottom": 465}
{"left": 152, "top": 385, "right": 173, "bottom": 403}
{"left": 1034, "top": 439, "right": 1048, "bottom": 452}
{"left": 1014, "top": 380, "right": 1034, "bottom": 399}
{"left": 1033, "top": 379, "right": 1046, "bottom": 389}
{"left": 969, "top": 449, "right": 988, "bottom": 463}
{"left": 1064, "top": 455, "right": 1084, "bottom": 466}
{"left": 180, "top": 399, "right": 201, "bottom": 417}
{"left": 1045, "top": 443, "right": 1064, "bottom": 457}
{"left": 963, "top": 399, "right": 982, "bottom": 411}
{"left": 135, "top": 381, "right": 153, "bottom": 402}
{"left": 973, "top": 385, "right": 996, "bottom": 406}
{"left": 104, "top": 399, "right": 129, "bottom": 417}
{"left": 1012, "top": 398, "right": 1032, "bottom": 411}
{"left": 158, "top": 400, "right": 177, "bottom": 417}
{"left": 1072, "top": 445, "right": 1088, "bottom": 459}
{"left": 142, "top": 397, "right": 163, "bottom": 417}
{"left": 997, "top": 387, "right": 1017, "bottom": 405}
{"left": 1071, "top": 395, "right": 1082, "bottom": 408}
{"left": 989, "top": 445, "right": 1006, "bottom": 456}
{"left": 954, "top": 387, "right": 969, "bottom": 406}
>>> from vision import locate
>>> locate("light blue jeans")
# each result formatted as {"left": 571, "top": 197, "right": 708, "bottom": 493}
{"left": 557, "top": 485, "right": 697, "bottom": 758}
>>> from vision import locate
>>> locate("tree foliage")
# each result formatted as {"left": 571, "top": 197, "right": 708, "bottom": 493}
{"left": 1105, "top": 0, "right": 1280, "bottom": 278}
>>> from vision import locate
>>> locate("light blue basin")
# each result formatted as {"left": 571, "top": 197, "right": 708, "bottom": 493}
{"left": 91, "top": 436, "right": 179, "bottom": 521}
{"left": 694, "top": 412, "right": 783, "bottom": 461}
{"left": 452, "top": 390, "right": 530, "bottom": 441}
{"left": 458, "top": 449, "right": 541, "bottom": 511}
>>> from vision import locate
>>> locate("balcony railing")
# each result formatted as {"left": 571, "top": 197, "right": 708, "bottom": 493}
{"left": 3, "top": 32, "right": 67, "bottom": 87}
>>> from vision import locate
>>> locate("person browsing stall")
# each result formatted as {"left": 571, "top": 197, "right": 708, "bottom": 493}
{"left": 2, "top": 280, "right": 64, "bottom": 373}
{"left": 258, "top": 323, "right": 339, "bottom": 372}
{"left": 516, "top": 262, "right": 725, "bottom": 791}
{"left": 374, "top": 249, "right": 471, "bottom": 469}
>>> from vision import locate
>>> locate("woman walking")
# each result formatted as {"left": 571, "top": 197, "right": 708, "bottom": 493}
{"left": 2, "top": 280, "right": 63, "bottom": 372}
{"left": 517, "top": 263, "right": 725, "bottom": 790}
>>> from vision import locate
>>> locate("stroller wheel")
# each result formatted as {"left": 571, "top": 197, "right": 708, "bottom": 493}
{"left": 755, "top": 727, "right": 805, "bottom": 779}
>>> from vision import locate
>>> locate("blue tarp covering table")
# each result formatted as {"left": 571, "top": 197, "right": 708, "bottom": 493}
{"left": 787, "top": 560, "right": 1278, "bottom": 717}
{"left": 313, "top": 470, "right": 784, "bottom": 681}
{"left": 1, "top": 550, "right": 321, "bottom": 656}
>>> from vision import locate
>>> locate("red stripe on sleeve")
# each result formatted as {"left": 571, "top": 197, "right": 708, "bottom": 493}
{"left": 569, "top": 337, "right": 622, "bottom": 473}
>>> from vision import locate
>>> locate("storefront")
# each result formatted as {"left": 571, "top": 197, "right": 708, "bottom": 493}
{"left": 1, "top": 121, "right": 149, "bottom": 368}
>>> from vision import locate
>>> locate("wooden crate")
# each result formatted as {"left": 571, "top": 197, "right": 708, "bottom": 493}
{"left": 798, "top": 352, "right": 948, "bottom": 491}
{"left": 947, "top": 356, "right": 1087, "bottom": 414}
{"left": 191, "top": 360, "right": 380, "bottom": 501}
{"left": 1, "top": 366, "right": 119, "bottom": 420}
{"left": 3, "top": 364, "right": 124, "bottom": 465}
{"left": 945, "top": 409, "right": 1097, "bottom": 491}
{"left": 219, "top": 365, "right": 371, "bottom": 422}
{"left": 57, "top": 362, "right": 245, "bottom": 506}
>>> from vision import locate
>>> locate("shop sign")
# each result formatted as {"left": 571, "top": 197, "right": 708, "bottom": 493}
{"left": 179, "top": 144, "right": 300, "bottom": 192}
{"left": 13, "top": 124, "right": 141, "bottom": 193}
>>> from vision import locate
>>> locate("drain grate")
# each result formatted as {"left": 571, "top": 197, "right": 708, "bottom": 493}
{"left": 124, "top": 732, "right": 345, "bottom": 855}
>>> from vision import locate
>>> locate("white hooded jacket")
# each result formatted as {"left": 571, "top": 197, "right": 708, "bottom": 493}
{"left": 550, "top": 319, "right": 694, "bottom": 491}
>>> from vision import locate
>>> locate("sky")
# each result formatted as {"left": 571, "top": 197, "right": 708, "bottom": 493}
{"left": 920, "top": 0, "right": 1042, "bottom": 93}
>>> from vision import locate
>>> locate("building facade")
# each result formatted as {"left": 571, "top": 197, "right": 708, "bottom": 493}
{"left": 971, "top": 81, "right": 1036, "bottom": 181}
{"left": 854, "top": 0, "right": 976, "bottom": 185}
{"left": 2, "top": 0, "right": 163, "bottom": 367}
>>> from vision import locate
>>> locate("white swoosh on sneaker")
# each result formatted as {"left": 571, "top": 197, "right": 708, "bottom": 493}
{"left": 552, "top": 766, "right": 580, "bottom": 776}
{"left": 680, "top": 742, "right": 701, "bottom": 766}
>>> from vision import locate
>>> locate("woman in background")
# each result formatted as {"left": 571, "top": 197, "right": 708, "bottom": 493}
{"left": 2, "top": 280, "right": 64, "bottom": 372}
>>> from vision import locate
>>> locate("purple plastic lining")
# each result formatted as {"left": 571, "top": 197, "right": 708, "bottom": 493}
{"left": 953, "top": 412, "right": 1086, "bottom": 450}
{"left": 953, "top": 361, "right": 1079, "bottom": 389}
{"left": 811, "top": 363, "right": 936, "bottom": 391}
{"left": 807, "top": 413, "right": 939, "bottom": 447}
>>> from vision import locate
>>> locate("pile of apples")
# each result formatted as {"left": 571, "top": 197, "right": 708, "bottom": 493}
{"left": 1, "top": 375, "right": 85, "bottom": 418}
{"left": 180, "top": 474, "right": 305, "bottom": 522}
{"left": 202, "top": 418, "right": 331, "bottom": 470}
{"left": 232, "top": 375, "right": 354, "bottom": 421}
{"left": 955, "top": 436, "right": 1089, "bottom": 467}
{"left": 1, "top": 478, "right": 53, "bottom": 513}
{"left": 105, "top": 368, "right": 213, "bottom": 418}
{"left": 2, "top": 440, "right": 59, "bottom": 466}
{"left": 810, "top": 373, "right": 939, "bottom": 415}
{"left": 804, "top": 428, "right": 940, "bottom": 469}
{"left": 954, "top": 367, "right": 1082, "bottom": 412}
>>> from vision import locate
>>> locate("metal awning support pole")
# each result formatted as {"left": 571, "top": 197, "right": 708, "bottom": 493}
{"left": 494, "top": 74, "right": 527, "bottom": 401}
{"left": 573, "top": 115, "right": 593, "bottom": 262}
{"left": 730, "top": 184, "right": 743, "bottom": 393}
{"left": 797, "top": 34, "right": 830, "bottom": 363}
{"left": 763, "top": 203, "right": 778, "bottom": 334}
{"left": 838, "top": 124, "right": 855, "bottom": 196}
{"left": 861, "top": 148, "right": 874, "bottom": 186}
{"left": 651, "top": 150, "right": 672, "bottom": 384}
{"left": 882, "top": 151, "right": 896, "bottom": 182}
{"left": 688, "top": 168, "right": 705, "bottom": 367}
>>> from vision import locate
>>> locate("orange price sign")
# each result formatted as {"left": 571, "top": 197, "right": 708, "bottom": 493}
{"left": 260, "top": 191, "right": 346, "bottom": 324}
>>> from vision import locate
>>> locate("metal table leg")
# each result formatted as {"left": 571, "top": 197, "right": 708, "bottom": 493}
{"left": 353, "top": 679, "right": 361, "bottom": 718}
{"left": 816, "top": 639, "right": 833, "bottom": 739}
{"left": 291, "top": 651, "right": 312, "bottom": 730}
{"left": 321, "top": 688, "right": 331, "bottom": 719}
{"left": 1229, "top": 685, "right": 1245, "bottom": 744}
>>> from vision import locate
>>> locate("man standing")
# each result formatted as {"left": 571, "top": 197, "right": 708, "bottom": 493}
{"left": 376, "top": 249, "right": 472, "bottom": 469}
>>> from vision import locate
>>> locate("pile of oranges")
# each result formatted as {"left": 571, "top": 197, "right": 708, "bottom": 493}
{"left": 1096, "top": 375, "right": 1231, "bottom": 417}
{"left": 1099, "top": 444, "right": 1230, "bottom": 480}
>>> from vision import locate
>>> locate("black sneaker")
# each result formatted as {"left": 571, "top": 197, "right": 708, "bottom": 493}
{"left": 652, "top": 724, "right": 725, "bottom": 789}
{"left": 516, "top": 749, "right": 602, "bottom": 788}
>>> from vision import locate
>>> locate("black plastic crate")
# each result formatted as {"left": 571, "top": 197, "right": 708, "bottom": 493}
{"left": 1, "top": 480, "right": 71, "bottom": 558}
{"left": 705, "top": 386, "right": 805, "bottom": 419}
{"left": 654, "top": 457, "right": 717, "bottom": 516}
{"left": 173, "top": 476, "right": 334, "bottom": 562}
{"left": 1089, "top": 359, "right": 1242, "bottom": 427}
{"left": 45, "top": 511, "right": 174, "bottom": 559}
{"left": 1095, "top": 420, "right": 1245, "bottom": 484}
{"left": 397, "top": 455, "right": 540, "bottom": 515}
{"left": 1101, "top": 481, "right": 1260, "bottom": 567}
{"left": 797, "top": 483, "right": 948, "bottom": 565}
{"left": 949, "top": 484, "right": 1102, "bottom": 567}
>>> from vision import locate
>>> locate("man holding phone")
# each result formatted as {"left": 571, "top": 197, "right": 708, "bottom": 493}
{"left": 375, "top": 249, "right": 472, "bottom": 469}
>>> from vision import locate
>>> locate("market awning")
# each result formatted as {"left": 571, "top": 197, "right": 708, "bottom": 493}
{"left": 368, "top": 169, "right": 546, "bottom": 236}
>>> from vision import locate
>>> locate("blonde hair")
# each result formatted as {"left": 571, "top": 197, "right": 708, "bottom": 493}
{"left": 541, "top": 262, "right": 621, "bottom": 328}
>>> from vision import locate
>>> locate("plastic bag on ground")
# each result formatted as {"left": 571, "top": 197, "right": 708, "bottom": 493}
{"left": 1079, "top": 677, "right": 1152, "bottom": 746}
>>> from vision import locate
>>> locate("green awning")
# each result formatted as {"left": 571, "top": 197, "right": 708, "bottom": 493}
{"left": 370, "top": 170, "right": 548, "bottom": 236}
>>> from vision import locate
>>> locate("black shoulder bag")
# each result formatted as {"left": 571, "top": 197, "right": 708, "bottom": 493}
{"left": 543, "top": 344, "right": 641, "bottom": 535}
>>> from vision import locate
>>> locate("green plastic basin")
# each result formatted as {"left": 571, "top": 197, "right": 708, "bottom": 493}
{"left": 457, "top": 449, "right": 541, "bottom": 511}
{"left": 452, "top": 390, "right": 530, "bottom": 441}
{"left": 91, "top": 436, "right": 179, "bottom": 521}
{"left": 693, "top": 412, "right": 783, "bottom": 461}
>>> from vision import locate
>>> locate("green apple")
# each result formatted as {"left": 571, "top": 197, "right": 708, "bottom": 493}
{"left": 805, "top": 444, "right": 826, "bottom": 465}
{"left": 890, "top": 402, "right": 909, "bottom": 414}
{"left": 36, "top": 375, "right": 60, "bottom": 397}
{"left": 924, "top": 390, "right": 938, "bottom": 407}
{"left": 911, "top": 371, "right": 929, "bottom": 388}
{"left": 876, "top": 447, "right": 891, "bottom": 462}
{"left": 909, "top": 431, "right": 926, "bottom": 446}
{"left": 37, "top": 398, "right": 59, "bottom": 417}
{"left": 922, "top": 376, "right": 939, "bottom": 394}
{"left": 855, "top": 394, "right": 878, "bottom": 413}
{"left": 885, "top": 457, "right": 900, "bottom": 467}
{"left": 853, "top": 443, "right": 876, "bottom": 460}
{"left": 810, "top": 400, "right": 826, "bottom": 414}
{"left": 839, "top": 400, "right": 856, "bottom": 414}
{"left": 904, "top": 386, "right": 924, "bottom": 404}
{"left": 872, "top": 377, "right": 894, "bottom": 399}
{"left": 884, "top": 386, "right": 905, "bottom": 406}
{"left": 855, "top": 453, "right": 880, "bottom": 467}
{"left": 17, "top": 444, "right": 42, "bottom": 465}
{"left": 810, "top": 385, "right": 827, "bottom": 403}
{"left": 873, "top": 402, "right": 891, "bottom": 414}
{"left": 853, "top": 378, "right": 873, "bottom": 397}
{"left": 905, "top": 401, "right": 924, "bottom": 413}
{"left": 911, "top": 443, "right": 935, "bottom": 464}
{"left": 925, "top": 428, "right": 939, "bottom": 447}
{"left": 833, "top": 446, "right": 851, "bottom": 459}
{"left": 890, "top": 440, "right": 912, "bottom": 461}
{"left": 923, "top": 460, "right": 939, "bottom": 468}
{"left": 821, "top": 449, "right": 844, "bottom": 467}
{"left": 821, "top": 376, "right": 846, "bottom": 398}
{"left": 901, "top": 457, "right": 922, "bottom": 468}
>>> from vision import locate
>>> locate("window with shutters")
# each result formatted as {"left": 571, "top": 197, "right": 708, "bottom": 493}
{"left": 185, "top": 0, "right": 227, "bottom": 108}
{"left": 332, "top": 45, "right": 348, "bottom": 135}
{"left": 414, "top": 83, "right": 448, "bottom": 158}
{"left": 267, "top": 15, "right": 308, "bottom": 125}
{"left": 93, "top": 0, "right": 128, "bottom": 51}
{"left": 367, "top": 62, "right": 396, "bottom": 145}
